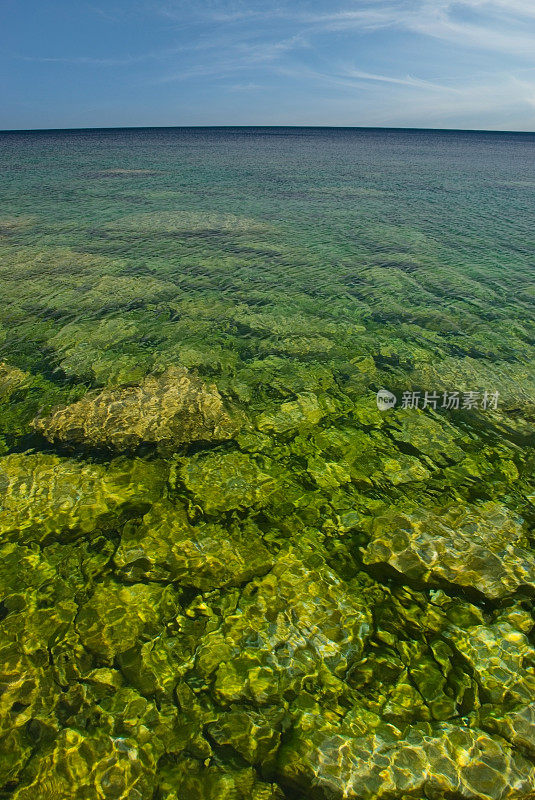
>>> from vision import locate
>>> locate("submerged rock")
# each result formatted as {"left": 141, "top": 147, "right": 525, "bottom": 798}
{"left": 115, "top": 501, "right": 273, "bottom": 589}
{"left": 479, "top": 702, "right": 535, "bottom": 759}
{"left": 0, "top": 453, "right": 165, "bottom": 545}
{"left": 175, "top": 451, "right": 279, "bottom": 514}
{"left": 207, "top": 707, "right": 283, "bottom": 769}
{"left": 362, "top": 501, "right": 535, "bottom": 600}
{"left": 33, "top": 366, "right": 241, "bottom": 453}
{"left": 257, "top": 392, "right": 335, "bottom": 435}
{"left": 197, "top": 552, "right": 372, "bottom": 707}
{"left": 278, "top": 719, "right": 535, "bottom": 799}
{"left": 160, "top": 758, "right": 285, "bottom": 800}
{"left": 76, "top": 580, "right": 179, "bottom": 663}
{"left": 444, "top": 621, "right": 535, "bottom": 705}
{"left": 0, "top": 606, "right": 64, "bottom": 786}
{"left": 11, "top": 728, "right": 155, "bottom": 800}
{"left": 0, "top": 361, "right": 30, "bottom": 400}
{"left": 106, "top": 209, "right": 271, "bottom": 235}
{"left": 387, "top": 412, "right": 467, "bottom": 467}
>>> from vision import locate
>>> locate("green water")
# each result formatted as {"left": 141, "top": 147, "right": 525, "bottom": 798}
{"left": 0, "top": 127, "right": 534, "bottom": 799}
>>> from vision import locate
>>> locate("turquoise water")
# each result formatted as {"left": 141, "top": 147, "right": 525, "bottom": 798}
{"left": 0, "top": 127, "right": 534, "bottom": 799}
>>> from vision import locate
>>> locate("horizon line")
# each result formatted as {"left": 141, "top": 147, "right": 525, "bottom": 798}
{"left": 1, "top": 124, "right": 534, "bottom": 135}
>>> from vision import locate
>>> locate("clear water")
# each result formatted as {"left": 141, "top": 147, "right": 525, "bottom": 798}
{"left": 0, "top": 127, "right": 534, "bottom": 799}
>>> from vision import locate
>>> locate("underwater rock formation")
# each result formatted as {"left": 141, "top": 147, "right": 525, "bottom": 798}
{"left": 114, "top": 500, "right": 273, "bottom": 588}
{"left": 257, "top": 392, "right": 334, "bottom": 435}
{"left": 362, "top": 501, "right": 535, "bottom": 600}
{"left": 105, "top": 209, "right": 271, "bottom": 235}
{"left": 198, "top": 552, "right": 373, "bottom": 707}
{"left": 10, "top": 728, "right": 155, "bottom": 800}
{"left": 444, "top": 620, "right": 535, "bottom": 705}
{"left": 0, "top": 453, "right": 165, "bottom": 545}
{"left": 1, "top": 130, "right": 534, "bottom": 800}
{"left": 278, "top": 720, "right": 535, "bottom": 799}
{"left": 479, "top": 702, "right": 535, "bottom": 759}
{"left": 76, "top": 580, "right": 179, "bottom": 663}
{"left": 33, "top": 366, "right": 242, "bottom": 453}
{"left": 174, "top": 450, "right": 280, "bottom": 514}
{"left": 0, "top": 361, "right": 30, "bottom": 400}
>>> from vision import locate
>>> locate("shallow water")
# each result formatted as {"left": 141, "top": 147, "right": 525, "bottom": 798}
{"left": 0, "top": 127, "right": 534, "bottom": 799}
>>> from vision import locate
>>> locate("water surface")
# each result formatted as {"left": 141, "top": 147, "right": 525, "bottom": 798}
{"left": 0, "top": 127, "right": 534, "bottom": 800}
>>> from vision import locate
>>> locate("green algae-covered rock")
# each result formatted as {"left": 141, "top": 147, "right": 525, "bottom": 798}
{"left": 159, "top": 758, "right": 285, "bottom": 800}
{"left": 306, "top": 456, "right": 352, "bottom": 490}
{"left": 351, "top": 585, "right": 484, "bottom": 723}
{"left": 175, "top": 451, "right": 280, "bottom": 514}
{"left": 0, "top": 631, "right": 60, "bottom": 766}
{"left": 372, "top": 453, "right": 431, "bottom": 486}
{"left": 93, "top": 685, "right": 186, "bottom": 763}
{"left": 278, "top": 717, "right": 535, "bottom": 799}
{"left": 0, "top": 591, "right": 75, "bottom": 785}
{"left": 411, "top": 355, "right": 535, "bottom": 414}
{"left": 49, "top": 318, "right": 152, "bottom": 385}
{"left": 0, "top": 453, "right": 165, "bottom": 545}
{"left": 33, "top": 366, "right": 242, "bottom": 454}
{"left": 0, "top": 542, "right": 57, "bottom": 597}
{"left": 117, "top": 635, "right": 185, "bottom": 698}
{"left": 106, "top": 209, "right": 271, "bottom": 235}
{"left": 259, "top": 333, "right": 335, "bottom": 357}
{"left": 76, "top": 580, "right": 179, "bottom": 663}
{"left": 0, "top": 361, "right": 31, "bottom": 400}
{"left": 387, "top": 411, "right": 467, "bottom": 466}
{"left": 479, "top": 702, "right": 535, "bottom": 758}
{"left": 238, "top": 356, "right": 337, "bottom": 401}
{"left": 444, "top": 622, "right": 535, "bottom": 705}
{"left": 257, "top": 392, "right": 335, "bottom": 435}
{"left": 1, "top": 121, "right": 535, "bottom": 800}
{"left": 115, "top": 501, "right": 273, "bottom": 589}
{"left": 198, "top": 552, "right": 372, "bottom": 707}
{"left": 206, "top": 707, "right": 284, "bottom": 769}
{"left": 11, "top": 728, "right": 155, "bottom": 800}
{"left": 362, "top": 501, "right": 535, "bottom": 600}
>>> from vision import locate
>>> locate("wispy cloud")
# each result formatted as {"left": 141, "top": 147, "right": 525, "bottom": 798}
{"left": 406, "top": 1, "right": 535, "bottom": 56}
{"left": 339, "top": 67, "right": 460, "bottom": 92}
{"left": 150, "top": 0, "right": 535, "bottom": 47}
{"left": 454, "top": 0, "right": 535, "bottom": 19}
{"left": 17, "top": 54, "right": 149, "bottom": 66}
{"left": 234, "top": 33, "right": 308, "bottom": 63}
{"left": 268, "top": 57, "right": 535, "bottom": 129}
{"left": 367, "top": 71, "right": 535, "bottom": 128}
{"left": 292, "top": 0, "right": 535, "bottom": 56}
{"left": 13, "top": 1, "right": 535, "bottom": 70}
{"left": 225, "top": 81, "right": 264, "bottom": 90}
{"left": 149, "top": 32, "right": 308, "bottom": 82}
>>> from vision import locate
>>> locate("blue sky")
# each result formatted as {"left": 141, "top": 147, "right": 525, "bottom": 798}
{"left": 1, "top": 0, "right": 535, "bottom": 130}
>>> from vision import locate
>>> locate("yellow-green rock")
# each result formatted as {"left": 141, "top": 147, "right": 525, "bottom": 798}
{"left": 363, "top": 501, "right": 535, "bottom": 600}
{"left": 0, "top": 453, "right": 165, "bottom": 545}
{"left": 33, "top": 366, "right": 242, "bottom": 454}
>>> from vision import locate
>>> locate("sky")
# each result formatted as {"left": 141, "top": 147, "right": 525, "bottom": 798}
{"left": 1, "top": 0, "right": 535, "bottom": 131}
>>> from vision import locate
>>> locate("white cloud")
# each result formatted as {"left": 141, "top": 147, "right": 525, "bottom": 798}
{"left": 455, "top": 0, "right": 535, "bottom": 18}
{"left": 150, "top": 0, "right": 535, "bottom": 60}
{"left": 339, "top": 67, "right": 460, "bottom": 92}
{"left": 334, "top": 68, "right": 535, "bottom": 129}
{"left": 304, "top": 0, "right": 535, "bottom": 56}
{"left": 234, "top": 34, "right": 308, "bottom": 63}
{"left": 18, "top": 55, "right": 147, "bottom": 66}
{"left": 269, "top": 58, "right": 535, "bottom": 129}
{"left": 226, "top": 81, "right": 264, "bottom": 90}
